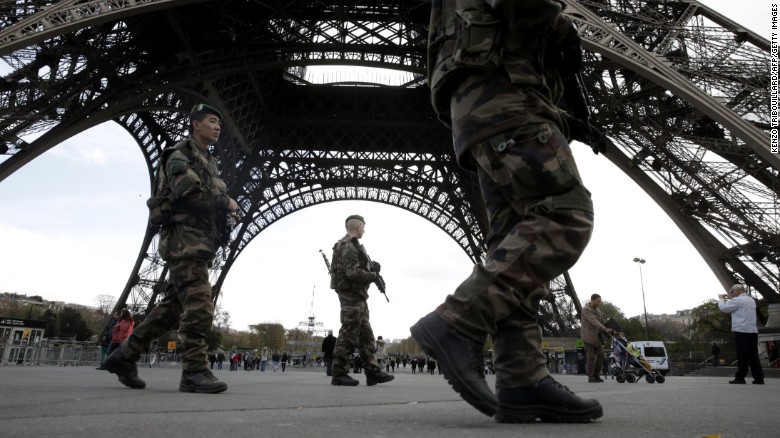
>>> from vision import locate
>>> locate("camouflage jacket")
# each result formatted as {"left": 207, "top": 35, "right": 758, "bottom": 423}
{"left": 157, "top": 138, "right": 231, "bottom": 261}
{"left": 329, "top": 235, "right": 377, "bottom": 300}
{"left": 428, "top": 0, "right": 573, "bottom": 167}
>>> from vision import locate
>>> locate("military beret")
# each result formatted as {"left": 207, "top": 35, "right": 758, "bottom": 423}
{"left": 189, "top": 103, "right": 222, "bottom": 120}
{"left": 345, "top": 214, "right": 365, "bottom": 225}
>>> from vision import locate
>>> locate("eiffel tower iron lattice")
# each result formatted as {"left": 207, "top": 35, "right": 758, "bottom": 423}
{"left": 0, "top": 1, "right": 776, "bottom": 331}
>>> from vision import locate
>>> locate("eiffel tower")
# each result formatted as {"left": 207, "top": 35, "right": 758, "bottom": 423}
{"left": 1, "top": 1, "right": 776, "bottom": 335}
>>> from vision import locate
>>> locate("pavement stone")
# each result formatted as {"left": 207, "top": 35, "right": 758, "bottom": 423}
{"left": 0, "top": 365, "right": 775, "bottom": 438}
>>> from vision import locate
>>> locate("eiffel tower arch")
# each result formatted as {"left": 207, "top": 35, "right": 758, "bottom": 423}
{"left": 1, "top": 1, "right": 776, "bottom": 330}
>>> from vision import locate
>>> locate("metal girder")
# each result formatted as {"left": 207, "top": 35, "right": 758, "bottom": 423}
{"left": 568, "top": 1, "right": 773, "bottom": 165}
{"left": 0, "top": 0, "right": 777, "bottom": 321}
{"left": 568, "top": 0, "right": 778, "bottom": 299}
{"left": 0, "top": 0, "right": 207, "bottom": 56}
{"left": 541, "top": 272, "right": 583, "bottom": 336}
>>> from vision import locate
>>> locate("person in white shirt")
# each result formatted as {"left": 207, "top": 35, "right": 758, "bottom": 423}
{"left": 718, "top": 284, "right": 765, "bottom": 384}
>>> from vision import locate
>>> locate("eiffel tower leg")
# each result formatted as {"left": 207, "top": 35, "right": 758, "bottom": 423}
{"left": 563, "top": 271, "right": 582, "bottom": 319}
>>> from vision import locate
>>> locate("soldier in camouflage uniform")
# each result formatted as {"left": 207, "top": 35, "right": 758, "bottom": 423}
{"left": 102, "top": 103, "right": 238, "bottom": 394}
{"left": 411, "top": 0, "right": 604, "bottom": 423}
{"left": 329, "top": 215, "right": 394, "bottom": 386}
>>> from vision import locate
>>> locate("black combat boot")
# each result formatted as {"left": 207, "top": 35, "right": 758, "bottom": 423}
{"left": 331, "top": 374, "right": 360, "bottom": 386}
{"left": 180, "top": 369, "right": 228, "bottom": 393}
{"left": 410, "top": 311, "right": 498, "bottom": 417}
{"left": 495, "top": 376, "right": 603, "bottom": 423}
{"left": 365, "top": 370, "right": 394, "bottom": 386}
{"left": 102, "top": 348, "right": 146, "bottom": 389}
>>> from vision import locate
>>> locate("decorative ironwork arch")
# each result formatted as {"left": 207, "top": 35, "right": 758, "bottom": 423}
{"left": 1, "top": 0, "right": 777, "bottom": 321}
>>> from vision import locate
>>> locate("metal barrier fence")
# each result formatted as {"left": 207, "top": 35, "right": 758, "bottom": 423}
{"left": 1, "top": 339, "right": 99, "bottom": 366}
{"left": 0, "top": 339, "right": 181, "bottom": 368}
{"left": 139, "top": 351, "right": 181, "bottom": 368}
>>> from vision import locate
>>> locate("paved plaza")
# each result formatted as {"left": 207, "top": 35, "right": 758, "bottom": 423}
{"left": 0, "top": 364, "right": 775, "bottom": 438}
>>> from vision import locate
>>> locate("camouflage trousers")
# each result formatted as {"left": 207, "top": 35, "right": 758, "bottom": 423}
{"left": 121, "top": 258, "right": 214, "bottom": 372}
{"left": 331, "top": 294, "right": 381, "bottom": 376}
{"left": 436, "top": 122, "right": 594, "bottom": 388}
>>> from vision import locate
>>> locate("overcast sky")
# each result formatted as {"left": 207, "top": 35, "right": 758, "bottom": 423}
{"left": 0, "top": 1, "right": 768, "bottom": 341}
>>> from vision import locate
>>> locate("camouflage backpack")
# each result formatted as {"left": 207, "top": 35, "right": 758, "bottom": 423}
{"left": 145, "top": 142, "right": 194, "bottom": 227}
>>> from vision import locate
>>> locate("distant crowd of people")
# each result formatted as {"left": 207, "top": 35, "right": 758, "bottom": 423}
{"left": 208, "top": 348, "right": 296, "bottom": 372}
{"left": 199, "top": 347, "right": 448, "bottom": 377}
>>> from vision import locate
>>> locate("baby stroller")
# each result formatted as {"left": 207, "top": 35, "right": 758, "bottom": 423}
{"left": 608, "top": 335, "right": 666, "bottom": 384}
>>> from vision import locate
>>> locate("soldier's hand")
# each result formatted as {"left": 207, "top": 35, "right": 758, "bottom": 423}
{"left": 555, "top": 24, "right": 583, "bottom": 77}
{"left": 565, "top": 114, "right": 590, "bottom": 143}
{"left": 587, "top": 126, "right": 608, "bottom": 155}
{"left": 565, "top": 114, "right": 607, "bottom": 155}
{"left": 371, "top": 261, "right": 381, "bottom": 273}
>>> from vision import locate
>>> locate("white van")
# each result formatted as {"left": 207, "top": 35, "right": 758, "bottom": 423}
{"left": 630, "top": 341, "right": 670, "bottom": 375}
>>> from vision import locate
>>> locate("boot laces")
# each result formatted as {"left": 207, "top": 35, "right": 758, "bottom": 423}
{"left": 466, "top": 342, "right": 484, "bottom": 373}
{"left": 546, "top": 376, "right": 575, "bottom": 395}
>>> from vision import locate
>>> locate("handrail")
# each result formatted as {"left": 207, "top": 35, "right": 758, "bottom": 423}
{"left": 697, "top": 356, "right": 712, "bottom": 368}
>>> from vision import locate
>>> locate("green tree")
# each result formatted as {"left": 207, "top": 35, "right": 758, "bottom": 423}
{"left": 597, "top": 300, "right": 627, "bottom": 327}
{"left": 43, "top": 309, "right": 59, "bottom": 338}
{"left": 389, "top": 336, "right": 492, "bottom": 357}
{"left": 249, "top": 323, "right": 286, "bottom": 351}
{"left": 656, "top": 319, "right": 688, "bottom": 342}
{"left": 689, "top": 300, "right": 731, "bottom": 343}
{"left": 58, "top": 307, "right": 93, "bottom": 340}
{"left": 591, "top": 301, "right": 674, "bottom": 341}
{"left": 285, "top": 328, "right": 313, "bottom": 354}
{"left": 0, "top": 293, "right": 20, "bottom": 317}
{"left": 392, "top": 336, "right": 422, "bottom": 354}
{"left": 621, "top": 316, "right": 650, "bottom": 340}
{"left": 0, "top": 293, "right": 45, "bottom": 319}
{"left": 23, "top": 303, "right": 45, "bottom": 320}
{"left": 205, "top": 326, "right": 223, "bottom": 351}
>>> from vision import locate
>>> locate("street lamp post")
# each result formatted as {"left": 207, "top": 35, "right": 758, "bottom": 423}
{"left": 633, "top": 257, "right": 651, "bottom": 340}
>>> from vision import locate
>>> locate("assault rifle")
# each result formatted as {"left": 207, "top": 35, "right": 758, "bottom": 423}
{"left": 547, "top": 23, "right": 607, "bottom": 155}
{"left": 561, "top": 72, "right": 606, "bottom": 155}
{"left": 360, "top": 244, "right": 389, "bottom": 302}
{"left": 319, "top": 249, "right": 332, "bottom": 274}
{"left": 217, "top": 211, "right": 237, "bottom": 260}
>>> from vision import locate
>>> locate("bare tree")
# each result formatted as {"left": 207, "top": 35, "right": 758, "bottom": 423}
{"left": 213, "top": 306, "right": 231, "bottom": 330}
{"left": 95, "top": 294, "right": 116, "bottom": 315}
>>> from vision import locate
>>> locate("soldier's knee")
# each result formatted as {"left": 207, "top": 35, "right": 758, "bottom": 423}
{"left": 542, "top": 208, "right": 594, "bottom": 271}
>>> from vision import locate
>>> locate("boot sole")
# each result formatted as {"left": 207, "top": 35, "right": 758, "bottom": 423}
{"left": 331, "top": 380, "right": 359, "bottom": 386}
{"left": 179, "top": 383, "right": 227, "bottom": 394}
{"left": 411, "top": 319, "right": 497, "bottom": 417}
{"left": 107, "top": 366, "right": 145, "bottom": 389}
{"left": 118, "top": 375, "right": 146, "bottom": 389}
{"left": 366, "top": 375, "right": 395, "bottom": 386}
{"left": 495, "top": 404, "right": 603, "bottom": 423}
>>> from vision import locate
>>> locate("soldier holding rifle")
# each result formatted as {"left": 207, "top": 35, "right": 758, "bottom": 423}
{"left": 327, "top": 214, "right": 394, "bottom": 386}
{"left": 102, "top": 103, "right": 238, "bottom": 394}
